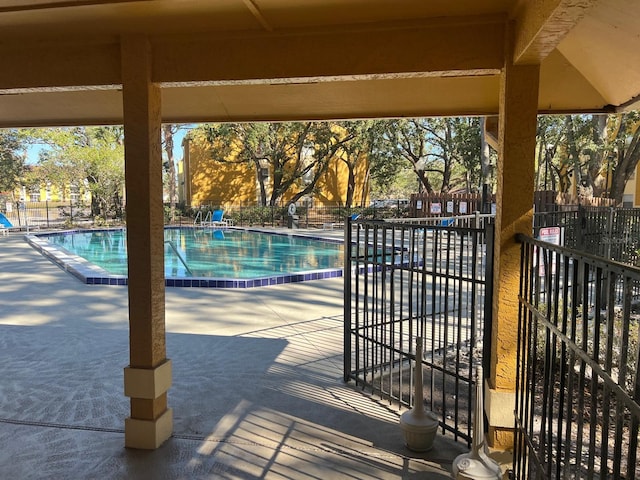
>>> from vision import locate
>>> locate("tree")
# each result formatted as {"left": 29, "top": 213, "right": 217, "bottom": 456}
{"left": 606, "top": 112, "right": 640, "bottom": 203}
{"left": 539, "top": 113, "right": 640, "bottom": 204}
{"left": 162, "top": 124, "right": 178, "bottom": 222}
{"left": 381, "top": 118, "right": 483, "bottom": 194}
{"left": 450, "top": 117, "right": 482, "bottom": 192}
{"left": 367, "top": 120, "right": 411, "bottom": 199}
{"left": 203, "top": 122, "right": 357, "bottom": 206}
{"left": 330, "top": 121, "right": 375, "bottom": 207}
{"left": 535, "top": 115, "right": 564, "bottom": 191}
{"left": 0, "top": 130, "right": 26, "bottom": 198}
{"left": 381, "top": 119, "right": 437, "bottom": 194}
{"left": 26, "top": 127, "right": 125, "bottom": 218}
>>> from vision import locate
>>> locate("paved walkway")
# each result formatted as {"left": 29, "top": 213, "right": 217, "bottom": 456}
{"left": 0, "top": 232, "right": 469, "bottom": 479}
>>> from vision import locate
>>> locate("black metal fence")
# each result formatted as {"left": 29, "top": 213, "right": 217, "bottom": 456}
{"left": 513, "top": 234, "right": 640, "bottom": 479}
{"left": 191, "top": 204, "right": 411, "bottom": 228}
{"left": 343, "top": 217, "right": 494, "bottom": 445}
{"left": 534, "top": 207, "right": 640, "bottom": 266}
{"left": 0, "top": 200, "right": 93, "bottom": 229}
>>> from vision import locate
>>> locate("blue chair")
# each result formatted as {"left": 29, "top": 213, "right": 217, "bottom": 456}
{"left": 203, "top": 209, "right": 231, "bottom": 228}
{"left": 0, "top": 212, "right": 14, "bottom": 235}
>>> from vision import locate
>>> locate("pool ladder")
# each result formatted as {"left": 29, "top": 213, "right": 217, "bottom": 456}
{"left": 164, "top": 240, "right": 194, "bottom": 276}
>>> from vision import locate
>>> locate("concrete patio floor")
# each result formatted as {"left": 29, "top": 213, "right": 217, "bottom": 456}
{"left": 0, "top": 231, "right": 470, "bottom": 479}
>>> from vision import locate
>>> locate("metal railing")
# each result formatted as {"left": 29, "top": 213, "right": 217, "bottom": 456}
{"left": 385, "top": 212, "right": 495, "bottom": 230}
{"left": 534, "top": 207, "right": 640, "bottom": 266}
{"left": 343, "top": 217, "right": 494, "bottom": 445}
{"left": 0, "top": 200, "right": 93, "bottom": 229}
{"left": 513, "top": 234, "right": 640, "bottom": 479}
{"left": 191, "top": 204, "right": 411, "bottom": 228}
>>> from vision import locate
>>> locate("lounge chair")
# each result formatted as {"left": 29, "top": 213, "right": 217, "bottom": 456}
{"left": 202, "top": 209, "right": 232, "bottom": 228}
{"left": 323, "top": 213, "right": 361, "bottom": 230}
{"left": 0, "top": 212, "right": 14, "bottom": 236}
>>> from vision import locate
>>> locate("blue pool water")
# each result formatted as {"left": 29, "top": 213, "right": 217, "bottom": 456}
{"left": 31, "top": 228, "right": 344, "bottom": 288}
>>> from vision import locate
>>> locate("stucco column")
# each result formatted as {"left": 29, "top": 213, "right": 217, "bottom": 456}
{"left": 121, "top": 35, "right": 172, "bottom": 449}
{"left": 487, "top": 35, "right": 540, "bottom": 449}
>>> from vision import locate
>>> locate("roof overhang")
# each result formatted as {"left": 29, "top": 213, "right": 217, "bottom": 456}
{"left": 0, "top": 0, "right": 637, "bottom": 127}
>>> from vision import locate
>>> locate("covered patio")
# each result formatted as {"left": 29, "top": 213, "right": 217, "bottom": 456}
{"left": 1, "top": 0, "right": 640, "bottom": 469}
{"left": 0, "top": 233, "right": 469, "bottom": 478}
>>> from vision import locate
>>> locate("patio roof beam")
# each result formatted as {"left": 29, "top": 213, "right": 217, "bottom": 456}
{"left": 152, "top": 19, "right": 505, "bottom": 85}
{"left": 0, "top": 16, "right": 506, "bottom": 94}
{"left": 512, "top": 0, "right": 599, "bottom": 65}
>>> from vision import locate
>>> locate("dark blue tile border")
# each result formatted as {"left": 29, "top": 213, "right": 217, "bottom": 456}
{"left": 25, "top": 228, "right": 344, "bottom": 289}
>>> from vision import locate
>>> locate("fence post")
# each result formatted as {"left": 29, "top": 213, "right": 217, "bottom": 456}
{"left": 343, "top": 214, "right": 353, "bottom": 382}
{"left": 482, "top": 222, "right": 495, "bottom": 383}
{"left": 16, "top": 201, "right": 22, "bottom": 226}
{"left": 69, "top": 198, "right": 74, "bottom": 224}
{"left": 46, "top": 200, "right": 50, "bottom": 228}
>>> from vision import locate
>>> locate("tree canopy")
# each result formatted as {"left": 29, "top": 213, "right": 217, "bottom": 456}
{"left": 26, "top": 126, "right": 125, "bottom": 218}
{"left": 8, "top": 113, "right": 640, "bottom": 213}
{"left": 202, "top": 122, "right": 362, "bottom": 206}
{"left": 536, "top": 113, "right": 640, "bottom": 204}
{"left": 0, "top": 129, "right": 26, "bottom": 197}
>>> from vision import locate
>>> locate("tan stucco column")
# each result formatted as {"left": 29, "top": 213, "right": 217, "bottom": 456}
{"left": 487, "top": 40, "right": 540, "bottom": 449}
{"left": 121, "top": 35, "right": 172, "bottom": 449}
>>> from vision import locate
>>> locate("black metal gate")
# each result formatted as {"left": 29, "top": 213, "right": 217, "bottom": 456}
{"left": 343, "top": 216, "right": 494, "bottom": 444}
{"left": 514, "top": 234, "right": 640, "bottom": 479}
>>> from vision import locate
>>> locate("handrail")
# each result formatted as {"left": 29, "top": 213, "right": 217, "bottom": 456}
{"left": 384, "top": 211, "right": 494, "bottom": 226}
{"left": 164, "top": 240, "right": 194, "bottom": 276}
{"left": 516, "top": 232, "right": 640, "bottom": 275}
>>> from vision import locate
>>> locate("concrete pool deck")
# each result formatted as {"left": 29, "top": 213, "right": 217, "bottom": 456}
{"left": 0, "top": 231, "right": 471, "bottom": 479}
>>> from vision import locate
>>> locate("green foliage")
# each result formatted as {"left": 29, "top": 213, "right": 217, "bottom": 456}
{"left": 536, "top": 113, "right": 640, "bottom": 202}
{"left": 375, "top": 118, "right": 483, "bottom": 195}
{"left": 25, "top": 127, "right": 125, "bottom": 218}
{"left": 0, "top": 130, "right": 26, "bottom": 195}
{"left": 201, "top": 121, "right": 362, "bottom": 206}
{"left": 228, "top": 206, "right": 279, "bottom": 226}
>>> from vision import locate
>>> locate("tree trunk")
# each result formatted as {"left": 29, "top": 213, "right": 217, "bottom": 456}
{"left": 565, "top": 115, "right": 581, "bottom": 200}
{"left": 163, "top": 125, "right": 176, "bottom": 222}
{"left": 610, "top": 125, "right": 640, "bottom": 203}
{"left": 345, "top": 164, "right": 355, "bottom": 208}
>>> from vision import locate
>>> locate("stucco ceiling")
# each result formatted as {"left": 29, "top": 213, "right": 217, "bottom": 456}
{"left": 0, "top": 0, "right": 637, "bottom": 126}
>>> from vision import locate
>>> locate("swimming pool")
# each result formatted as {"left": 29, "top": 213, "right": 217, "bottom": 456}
{"left": 26, "top": 228, "right": 344, "bottom": 288}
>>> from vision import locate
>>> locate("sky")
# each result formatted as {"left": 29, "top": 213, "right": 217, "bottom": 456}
{"left": 24, "top": 125, "right": 192, "bottom": 165}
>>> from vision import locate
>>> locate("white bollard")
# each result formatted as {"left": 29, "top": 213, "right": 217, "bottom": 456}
{"left": 399, "top": 337, "right": 439, "bottom": 451}
{"left": 452, "top": 365, "right": 502, "bottom": 479}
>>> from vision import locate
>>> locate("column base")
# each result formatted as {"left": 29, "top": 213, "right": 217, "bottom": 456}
{"left": 125, "top": 407, "right": 173, "bottom": 449}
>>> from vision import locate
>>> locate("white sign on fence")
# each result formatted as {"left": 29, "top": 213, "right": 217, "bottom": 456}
{"left": 430, "top": 202, "right": 442, "bottom": 214}
{"left": 539, "top": 226, "right": 561, "bottom": 245}
{"left": 537, "top": 226, "right": 561, "bottom": 276}
{"left": 446, "top": 201, "right": 454, "bottom": 213}
{"left": 459, "top": 201, "right": 467, "bottom": 214}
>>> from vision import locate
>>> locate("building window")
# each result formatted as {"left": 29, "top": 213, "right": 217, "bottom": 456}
{"left": 70, "top": 183, "right": 81, "bottom": 203}
{"left": 29, "top": 185, "right": 40, "bottom": 202}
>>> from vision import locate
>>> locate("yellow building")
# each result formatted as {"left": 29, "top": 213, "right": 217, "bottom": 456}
{"left": 13, "top": 165, "right": 90, "bottom": 204}
{"left": 180, "top": 127, "right": 370, "bottom": 207}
